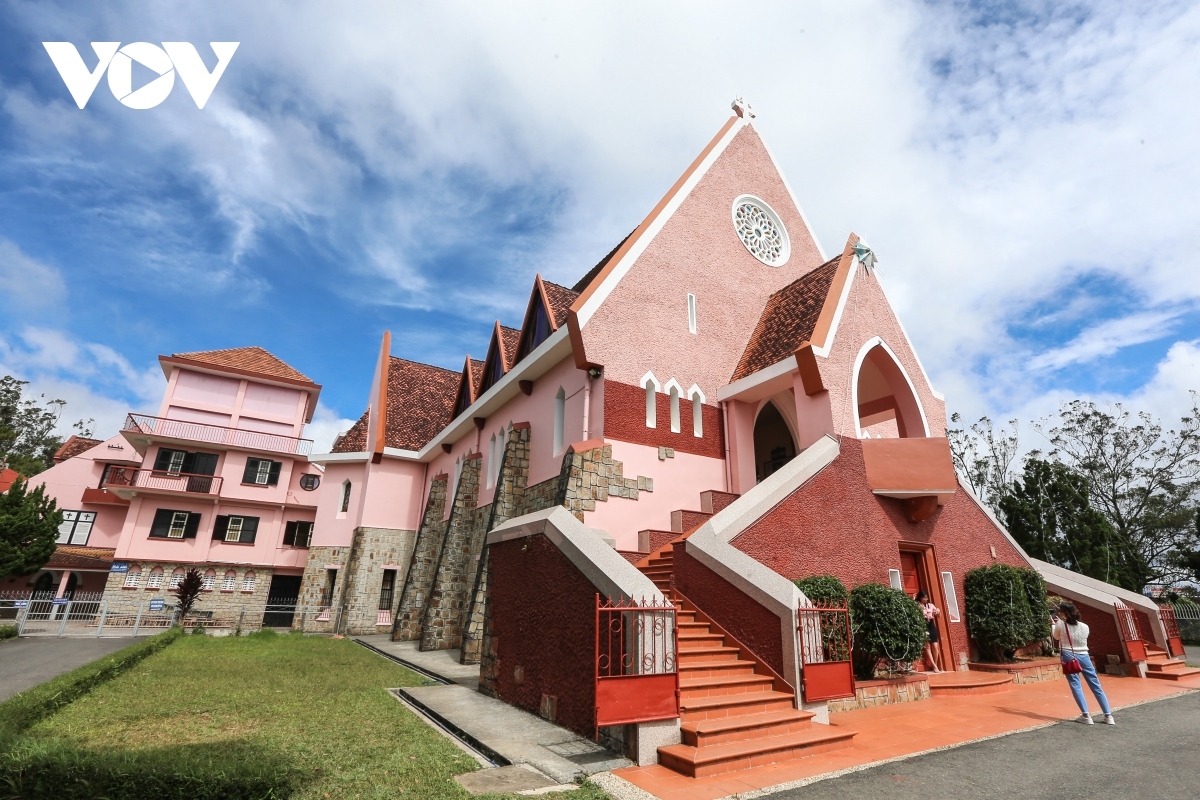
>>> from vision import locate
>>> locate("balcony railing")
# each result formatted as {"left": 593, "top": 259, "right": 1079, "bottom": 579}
{"left": 103, "top": 466, "right": 223, "bottom": 496}
{"left": 123, "top": 413, "right": 313, "bottom": 456}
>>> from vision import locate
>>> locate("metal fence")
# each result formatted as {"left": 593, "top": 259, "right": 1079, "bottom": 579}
{"left": 0, "top": 591, "right": 348, "bottom": 638}
{"left": 1172, "top": 603, "right": 1200, "bottom": 645}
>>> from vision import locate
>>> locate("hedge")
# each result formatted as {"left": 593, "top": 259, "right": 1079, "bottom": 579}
{"left": 792, "top": 575, "right": 848, "bottom": 605}
{"left": 848, "top": 583, "right": 926, "bottom": 679}
{"left": 964, "top": 564, "right": 1048, "bottom": 662}
{"left": 0, "top": 625, "right": 16, "bottom": 642}
{"left": 0, "top": 627, "right": 182, "bottom": 736}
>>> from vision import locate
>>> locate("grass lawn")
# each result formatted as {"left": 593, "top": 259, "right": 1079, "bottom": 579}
{"left": 18, "top": 630, "right": 607, "bottom": 800}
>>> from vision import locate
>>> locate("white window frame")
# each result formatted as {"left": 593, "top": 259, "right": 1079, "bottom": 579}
{"left": 664, "top": 379, "right": 683, "bottom": 434}
{"left": 167, "top": 449, "right": 185, "bottom": 475}
{"left": 146, "top": 570, "right": 163, "bottom": 589}
{"left": 221, "top": 572, "right": 237, "bottom": 592}
{"left": 687, "top": 293, "right": 697, "bottom": 334}
{"left": 554, "top": 387, "right": 566, "bottom": 454}
{"left": 888, "top": 569, "right": 902, "bottom": 591}
{"left": 167, "top": 511, "right": 189, "bottom": 539}
{"left": 225, "top": 516, "right": 245, "bottom": 543}
{"left": 124, "top": 569, "right": 142, "bottom": 588}
{"left": 241, "top": 573, "right": 256, "bottom": 592}
{"left": 169, "top": 571, "right": 184, "bottom": 589}
{"left": 201, "top": 572, "right": 216, "bottom": 591}
{"left": 941, "top": 571, "right": 961, "bottom": 622}
{"left": 487, "top": 434, "right": 497, "bottom": 489}
{"left": 641, "top": 372, "right": 660, "bottom": 429}
{"left": 56, "top": 510, "right": 96, "bottom": 546}
{"left": 689, "top": 385, "right": 706, "bottom": 438}
{"left": 254, "top": 459, "right": 272, "bottom": 485}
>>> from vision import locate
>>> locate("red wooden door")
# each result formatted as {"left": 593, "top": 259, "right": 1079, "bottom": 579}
{"left": 899, "top": 552, "right": 921, "bottom": 598}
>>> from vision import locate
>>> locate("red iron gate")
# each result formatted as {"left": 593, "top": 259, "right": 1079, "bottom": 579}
{"left": 798, "top": 602, "right": 855, "bottom": 702}
{"left": 1160, "top": 605, "right": 1185, "bottom": 658}
{"left": 1114, "top": 604, "right": 1147, "bottom": 662}
{"left": 595, "top": 595, "right": 678, "bottom": 733}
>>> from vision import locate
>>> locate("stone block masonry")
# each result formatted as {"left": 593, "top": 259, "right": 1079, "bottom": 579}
{"left": 339, "top": 526, "right": 417, "bottom": 635}
{"left": 392, "top": 473, "right": 450, "bottom": 641}
{"left": 99, "top": 561, "right": 272, "bottom": 621}
{"left": 297, "top": 545, "right": 349, "bottom": 634}
{"left": 559, "top": 442, "right": 647, "bottom": 520}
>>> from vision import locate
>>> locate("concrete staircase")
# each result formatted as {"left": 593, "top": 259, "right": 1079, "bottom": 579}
{"left": 635, "top": 489, "right": 856, "bottom": 778}
{"left": 1144, "top": 644, "right": 1200, "bottom": 681}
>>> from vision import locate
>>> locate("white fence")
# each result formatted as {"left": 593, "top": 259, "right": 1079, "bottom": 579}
{"left": 0, "top": 591, "right": 347, "bottom": 637}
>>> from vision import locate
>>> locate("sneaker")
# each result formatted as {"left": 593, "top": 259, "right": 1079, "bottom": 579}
{"left": 1103, "top": 714, "right": 1115, "bottom": 725}
{"left": 1074, "top": 714, "right": 1094, "bottom": 724}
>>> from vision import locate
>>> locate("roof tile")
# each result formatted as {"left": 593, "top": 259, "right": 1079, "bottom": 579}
{"left": 53, "top": 435, "right": 103, "bottom": 464}
{"left": 171, "top": 346, "right": 314, "bottom": 384}
{"left": 331, "top": 357, "right": 460, "bottom": 453}
{"left": 542, "top": 281, "right": 579, "bottom": 329}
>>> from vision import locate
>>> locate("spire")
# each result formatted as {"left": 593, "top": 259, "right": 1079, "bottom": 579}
{"left": 731, "top": 96, "right": 755, "bottom": 119}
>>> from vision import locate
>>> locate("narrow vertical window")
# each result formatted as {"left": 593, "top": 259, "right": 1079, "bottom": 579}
{"left": 645, "top": 379, "right": 657, "bottom": 428}
{"left": 691, "top": 390, "right": 704, "bottom": 437}
{"left": 669, "top": 386, "right": 680, "bottom": 433}
{"left": 340, "top": 480, "right": 351, "bottom": 513}
{"left": 941, "top": 571, "right": 961, "bottom": 622}
{"left": 687, "top": 293, "right": 697, "bottom": 334}
{"left": 488, "top": 434, "right": 497, "bottom": 488}
{"left": 554, "top": 387, "right": 565, "bottom": 454}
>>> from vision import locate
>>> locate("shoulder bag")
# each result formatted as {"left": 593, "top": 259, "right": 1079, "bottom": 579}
{"left": 1060, "top": 622, "right": 1084, "bottom": 675}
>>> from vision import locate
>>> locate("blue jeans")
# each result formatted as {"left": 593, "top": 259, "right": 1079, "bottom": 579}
{"left": 1063, "top": 652, "right": 1111, "bottom": 716}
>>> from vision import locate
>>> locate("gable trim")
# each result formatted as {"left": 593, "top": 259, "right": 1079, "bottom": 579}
{"left": 850, "top": 336, "right": 930, "bottom": 438}
{"left": 873, "top": 271, "right": 946, "bottom": 401}
{"left": 751, "top": 121, "right": 827, "bottom": 263}
{"left": 809, "top": 235, "right": 860, "bottom": 358}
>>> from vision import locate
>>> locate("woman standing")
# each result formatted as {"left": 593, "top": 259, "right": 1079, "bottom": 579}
{"left": 915, "top": 591, "right": 942, "bottom": 673}
{"left": 1053, "top": 602, "right": 1115, "bottom": 725}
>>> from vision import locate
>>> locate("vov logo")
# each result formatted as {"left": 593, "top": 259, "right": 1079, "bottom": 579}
{"left": 42, "top": 42, "right": 239, "bottom": 109}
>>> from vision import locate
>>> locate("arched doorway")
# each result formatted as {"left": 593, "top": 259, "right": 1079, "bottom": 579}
{"left": 33, "top": 572, "right": 55, "bottom": 596}
{"left": 754, "top": 402, "right": 797, "bottom": 482}
{"left": 854, "top": 341, "right": 927, "bottom": 439}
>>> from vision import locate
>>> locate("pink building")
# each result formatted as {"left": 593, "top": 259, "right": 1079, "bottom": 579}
{"left": 29, "top": 347, "right": 323, "bottom": 620}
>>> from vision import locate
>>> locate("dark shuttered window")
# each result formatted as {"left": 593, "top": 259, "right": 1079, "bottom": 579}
{"left": 149, "top": 508, "right": 201, "bottom": 539}
{"left": 242, "top": 458, "right": 282, "bottom": 486}
{"left": 213, "top": 515, "right": 260, "bottom": 544}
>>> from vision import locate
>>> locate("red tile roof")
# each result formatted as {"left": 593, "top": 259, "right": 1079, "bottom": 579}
{"left": 572, "top": 230, "right": 635, "bottom": 293}
{"left": 53, "top": 435, "right": 103, "bottom": 464}
{"left": 332, "top": 357, "right": 461, "bottom": 453}
{"left": 542, "top": 281, "right": 579, "bottom": 329}
{"left": 500, "top": 326, "right": 521, "bottom": 370}
{"left": 0, "top": 467, "right": 19, "bottom": 494}
{"left": 469, "top": 358, "right": 485, "bottom": 400}
{"left": 170, "top": 346, "right": 315, "bottom": 384}
{"left": 731, "top": 257, "right": 841, "bottom": 382}
{"left": 46, "top": 546, "right": 116, "bottom": 571}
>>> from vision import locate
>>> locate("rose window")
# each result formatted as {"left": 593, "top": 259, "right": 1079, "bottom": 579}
{"left": 732, "top": 196, "right": 789, "bottom": 266}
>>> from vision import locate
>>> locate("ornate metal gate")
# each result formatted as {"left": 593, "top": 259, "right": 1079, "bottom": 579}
{"left": 1159, "top": 605, "right": 1185, "bottom": 658}
{"left": 594, "top": 594, "right": 678, "bottom": 734}
{"left": 798, "top": 601, "right": 855, "bottom": 702}
{"left": 1114, "top": 604, "right": 1147, "bottom": 662}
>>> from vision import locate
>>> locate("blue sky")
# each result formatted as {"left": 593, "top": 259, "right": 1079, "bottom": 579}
{"left": 1, "top": 1, "right": 1198, "bottom": 451}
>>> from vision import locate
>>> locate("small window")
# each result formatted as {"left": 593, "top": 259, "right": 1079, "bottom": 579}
{"left": 169, "top": 569, "right": 185, "bottom": 589}
{"left": 221, "top": 571, "right": 237, "bottom": 592}
{"left": 888, "top": 569, "right": 903, "bottom": 591}
{"left": 645, "top": 379, "right": 657, "bottom": 429}
{"left": 124, "top": 567, "right": 142, "bottom": 588}
{"left": 241, "top": 571, "right": 256, "bottom": 592}
{"left": 941, "top": 571, "right": 961, "bottom": 622}
{"left": 691, "top": 390, "right": 704, "bottom": 438}
{"left": 378, "top": 569, "right": 396, "bottom": 611}
{"left": 146, "top": 569, "right": 164, "bottom": 589}
{"left": 284, "top": 520, "right": 314, "bottom": 548}
{"left": 340, "top": 481, "right": 352, "bottom": 513}
{"left": 299, "top": 474, "right": 320, "bottom": 491}
{"left": 487, "top": 434, "right": 497, "bottom": 489}
{"left": 213, "top": 515, "right": 259, "bottom": 544}
{"left": 149, "top": 509, "right": 201, "bottom": 539}
{"left": 554, "top": 387, "right": 565, "bottom": 454}
{"left": 201, "top": 570, "right": 216, "bottom": 591}
{"left": 56, "top": 511, "right": 96, "bottom": 546}
{"left": 669, "top": 385, "right": 681, "bottom": 434}
{"left": 167, "top": 450, "right": 185, "bottom": 474}
{"left": 322, "top": 569, "right": 338, "bottom": 606}
{"left": 167, "top": 511, "right": 190, "bottom": 538}
{"left": 687, "top": 293, "right": 697, "bottom": 334}
{"left": 242, "top": 457, "right": 281, "bottom": 486}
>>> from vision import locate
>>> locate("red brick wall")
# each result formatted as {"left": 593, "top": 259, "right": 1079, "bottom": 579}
{"left": 488, "top": 533, "right": 597, "bottom": 737}
{"left": 1074, "top": 602, "right": 1126, "bottom": 665}
{"left": 729, "top": 437, "right": 1030, "bottom": 664}
{"left": 672, "top": 542, "right": 788, "bottom": 683}
{"left": 603, "top": 380, "right": 725, "bottom": 458}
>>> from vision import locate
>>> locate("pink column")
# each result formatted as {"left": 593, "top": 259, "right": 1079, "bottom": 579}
{"left": 55, "top": 570, "right": 72, "bottom": 598}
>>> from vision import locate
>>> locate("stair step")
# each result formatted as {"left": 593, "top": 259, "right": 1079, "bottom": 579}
{"left": 1147, "top": 659, "right": 1190, "bottom": 672}
{"left": 679, "top": 673, "right": 776, "bottom": 699}
{"left": 679, "top": 690, "right": 796, "bottom": 720}
{"left": 658, "top": 727, "right": 856, "bottom": 778}
{"left": 682, "top": 709, "right": 815, "bottom": 747}
{"left": 671, "top": 509, "right": 712, "bottom": 533}
{"left": 679, "top": 659, "right": 759, "bottom": 678}
{"left": 679, "top": 634, "right": 726, "bottom": 650}
{"left": 700, "top": 489, "right": 740, "bottom": 515}
{"left": 678, "top": 646, "right": 742, "bottom": 662}
{"left": 1147, "top": 666, "right": 1200, "bottom": 681}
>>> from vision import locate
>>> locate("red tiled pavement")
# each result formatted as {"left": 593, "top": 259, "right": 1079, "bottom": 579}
{"left": 613, "top": 671, "right": 1200, "bottom": 800}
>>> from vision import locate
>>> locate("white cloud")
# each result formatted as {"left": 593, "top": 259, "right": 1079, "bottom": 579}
{"left": 304, "top": 402, "right": 357, "bottom": 454}
{"left": 1027, "top": 310, "right": 1181, "bottom": 371}
{"left": 0, "top": 238, "right": 65, "bottom": 309}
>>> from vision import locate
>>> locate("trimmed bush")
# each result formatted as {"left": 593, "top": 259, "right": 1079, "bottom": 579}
{"left": 965, "top": 565, "right": 1048, "bottom": 662}
{"left": 792, "top": 575, "right": 848, "bottom": 605}
{"left": 0, "top": 624, "right": 16, "bottom": 642}
{"left": 0, "top": 627, "right": 182, "bottom": 735}
{"left": 848, "top": 583, "right": 926, "bottom": 679}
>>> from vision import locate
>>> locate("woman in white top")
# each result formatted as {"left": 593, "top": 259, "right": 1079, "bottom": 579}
{"left": 1052, "top": 602, "right": 1114, "bottom": 725}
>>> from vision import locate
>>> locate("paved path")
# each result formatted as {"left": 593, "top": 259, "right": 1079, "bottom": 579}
{"left": 758, "top": 691, "right": 1200, "bottom": 800}
{"left": 0, "top": 637, "right": 134, "bottom": 700}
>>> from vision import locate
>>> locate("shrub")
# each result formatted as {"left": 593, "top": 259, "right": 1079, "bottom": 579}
{"left": 848, "top": 583, "right": 926, "bottom": 679}
{"left": 0, "top": 624, "right": 17, "bottom": 641}
{"left": 965, "top": 564, "right": 1048, "bottom": 662}
{"left": 793, "top": 575, "right": 848, "bottom": 605}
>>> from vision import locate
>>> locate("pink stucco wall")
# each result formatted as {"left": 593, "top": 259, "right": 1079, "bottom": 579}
{"left": 158, "top": 367, "right": 309, "bottom": 436}
{"left": 310, "top": 460, "right": 368, "bottom": 548}
{"left": 360, "top": 458, "right": 427, "bottom": 532}
{"left": 31, "top": 434, "right": 136, "bottom": 550}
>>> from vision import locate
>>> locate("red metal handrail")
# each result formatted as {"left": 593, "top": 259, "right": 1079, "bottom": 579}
{"left": 798, "top": 601, "right": 855, "bottom": 702}
{"left": 1114, "top": 604, "right": 1147, "bottom": 662}
{"left": 1160, "top": 605, "right": 1185, "bottom": 657}
{"left": 103, "top": 466, "right": 223, "bottom": 496}
{"left": 595, "top": 594, "right": 678, "bottom": 734}
{"left": 123, "top": 413, "right": 312, "bottom": 456}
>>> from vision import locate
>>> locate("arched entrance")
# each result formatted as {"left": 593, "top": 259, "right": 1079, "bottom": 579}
{"left": 754, "top": 402, "right": 797, "bottom": 482}
{"left": 33, "top": 572, "right": 55, "bottom": 596}
{"left": 854, "top": 341, "right": 927, "bottom": 438}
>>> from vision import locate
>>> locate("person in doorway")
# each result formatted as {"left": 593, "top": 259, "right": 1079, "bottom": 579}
{"left": 1052, "top": 602, "right": 1114, "bottom": 725}
{"left": 915, "top": 591, "right": 942, "bottom": 673}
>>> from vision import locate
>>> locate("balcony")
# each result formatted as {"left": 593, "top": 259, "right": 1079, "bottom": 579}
{"left": 103, "top": 466, "right": 223, "bottom": 497}
{"left": 122, "top": 413, "right": 313, "bottom": 457}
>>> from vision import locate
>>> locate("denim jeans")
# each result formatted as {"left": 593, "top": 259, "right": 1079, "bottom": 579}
{"left": 1063, "top": 652, "right": 1111, "bottom": 716}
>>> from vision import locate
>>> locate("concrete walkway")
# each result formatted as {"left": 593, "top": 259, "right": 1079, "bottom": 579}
{"left": 0, "top": 637, "right": 135, "bottom": 701}
{"left": 354, "top": 636, "right": 632, "bottom": 785}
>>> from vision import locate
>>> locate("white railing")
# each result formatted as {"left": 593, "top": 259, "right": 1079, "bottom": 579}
{"left": 123, "top": 413, "right": 313, "bottom": 456}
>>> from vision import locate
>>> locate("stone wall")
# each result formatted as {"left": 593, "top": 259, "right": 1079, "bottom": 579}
{"left": 339, "top": 526, "right": 418, "bottom": 635}
{"left": 99, "top": 561, "right": 272, "bottom": 619}
{"left": 559, "top": 442, "right": 647, "bottom": 520}
{"left": 296, "top": 545, "right": 350, "bottom": 634}
{"left": 392, "top": 473, "right": 450, "bottom": 641}
{"left": 827, "top": 676, "right": 930, "bottom": 712}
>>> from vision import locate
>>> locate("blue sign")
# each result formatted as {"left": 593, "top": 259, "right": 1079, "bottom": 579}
{"left": 110, "top": 562, "right": 129, "bottom": 573}
{"left": 13, "top": 600, "right": 27, "bottom": 608}
{"left": 149, "top": 599, "right": 165, "bottom": 611}
{"left": 51, "top": 598, "right": 69, "bottom": 606}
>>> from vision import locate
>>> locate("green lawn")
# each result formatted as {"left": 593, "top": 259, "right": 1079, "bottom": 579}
{"left": 15, "top": 631, "right": 607, "bottom": 800}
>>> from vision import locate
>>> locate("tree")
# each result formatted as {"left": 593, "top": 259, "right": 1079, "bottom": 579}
{"left": 1034, "top": 396, "right": 1200, "bottom": 587}
{"left": 1000, "top": 458, "right": 1149, "bottom": 591}
{"left": 172, "top": 568, "right": 204, "bottom": 623}
{"left": 948, "top": 414, "right": 1020, "bottom": 516}
{"left": 0, "top": 478, "right": 62, "bottom": 579}
{"left": 965, "top": 565, "right": 1044, "bottom": 662}
{"left": 0, "top": 375, "right": 89, "bottom": 477}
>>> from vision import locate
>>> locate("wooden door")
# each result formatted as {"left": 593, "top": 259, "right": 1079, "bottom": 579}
{"left": 899, "top": 552, "right": 921, "bottom": 598}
